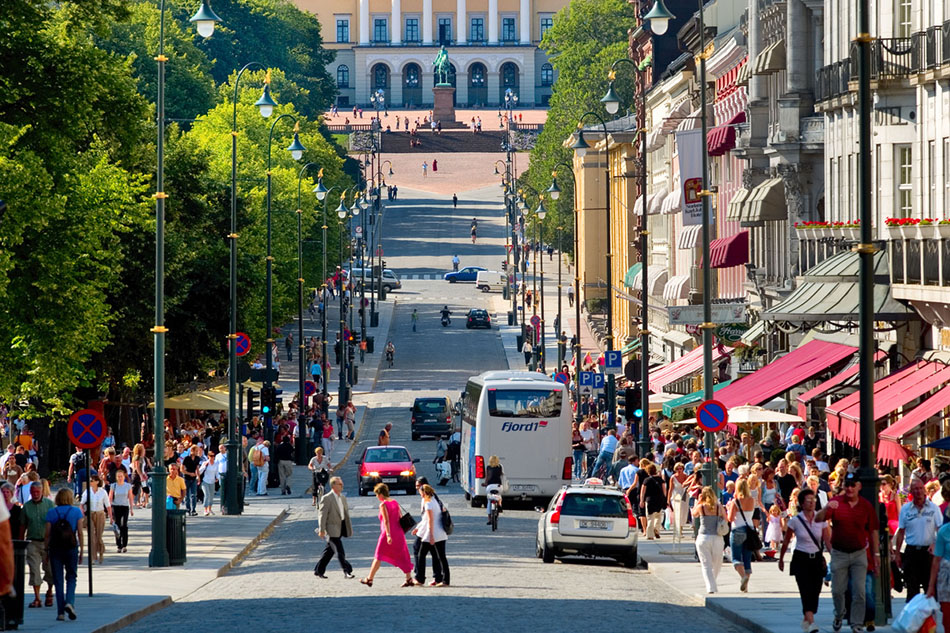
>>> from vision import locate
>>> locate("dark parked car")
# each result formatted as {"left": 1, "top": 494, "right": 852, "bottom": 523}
{"left": 443, "top": 266, "right": 486, "bottom": 283}
{"left": 466, "top": 308, "right": 491, "bottom": 329}
{"left": 411, "top": 397, "right": 453, "bottom": 441}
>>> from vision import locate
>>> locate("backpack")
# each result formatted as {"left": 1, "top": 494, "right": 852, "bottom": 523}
{"left": 251, "top": 447, "right": 265, "bottom": 467}
{"left": 49, "top": 508, "right": 77, "bottom": 551}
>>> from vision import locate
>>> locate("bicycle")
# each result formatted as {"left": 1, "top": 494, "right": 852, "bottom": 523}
{"left": 385, "top": 349, "right": 394, "bottom": 368}
{"left": 486, "top": 484, "right": 502, "bottom": 531}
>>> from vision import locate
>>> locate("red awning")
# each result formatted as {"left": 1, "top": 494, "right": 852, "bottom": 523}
{"left": 701, "top": 230, "right": 749, "bottom": 269}
{"left": 649, "top": 344, "right": 731, "bottom": 391}
{"left": 877, "top": 439, "right": 913, "bottom": 467}
{"left": 707, "top": 111, "right": 746, "bottom": 156}
{"left": 715, "top": 340, "right": 858, "bottom": 409}
{"left": 796, "top": 350, "right": 888, "bottom": 419}
{"left": 880, "top": 386, "right": 950, "bottom": 441}
{"left": 827, "top": 361, "right": 950, "bottom": 447}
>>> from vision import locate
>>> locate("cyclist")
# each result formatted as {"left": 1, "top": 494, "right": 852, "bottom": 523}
{"left": 451, "top": 254, "right": 460, "bottom": 271}
{"left": 384, "top": 341, "right": 395, "bottom": 367}
{"left": 470, "top": 217, "right": 478, "bottom": 231}
{"left": 483, "top": 455, "right": 505, "bottom": 525}
{"left": 440, "top": 306, "right": 452, "bottom": 325}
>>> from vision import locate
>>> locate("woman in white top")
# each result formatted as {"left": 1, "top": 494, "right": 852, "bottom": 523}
{"left": 411, "top": 484, "right": 449, "bottom": 587}
{"left": 777, "top": 488, "right": 831, "bottom": 633}
{"left": 666, "top": 462, "right": 690, "bottom": 542}
{"left": 308, "top": 447, "right": 332, "bottom": 507}
{"left": 80, "top": 474, "right": 112, "bottom": 564}
{"left": 199, "top": 452, "right": 219, "bottom": 516}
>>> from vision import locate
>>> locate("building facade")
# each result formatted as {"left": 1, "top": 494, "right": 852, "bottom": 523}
{"left": 294, "top": 0, "right": 569, "bottom": 106}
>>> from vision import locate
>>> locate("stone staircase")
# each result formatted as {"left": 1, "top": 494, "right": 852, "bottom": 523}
{"left": 378, "top": 130, "right": 510, "bottom": 153}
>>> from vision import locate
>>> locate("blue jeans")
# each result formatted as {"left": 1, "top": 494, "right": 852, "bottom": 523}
{"left": 72, "top": 469, "right": 86, "bottom": 497}
{"left": 730, "top": 527, "right": 753, "bottom": 573}
{"left": 591, "top": 452, "right": 613, "bottom": 479}
{"left": 50, "top": 548, "right": 77, "bottom": 615}
{"left": 585, "top": 451, "right": 599, "bottom": 478}
{"left": 185, "top": 478, "right": 198, "bottom": 513}
{"left": 572, "top": 449, "right": 585, "bottom": 478}
{"left": 335, "top": 416, "right": 344, "bottom": 439}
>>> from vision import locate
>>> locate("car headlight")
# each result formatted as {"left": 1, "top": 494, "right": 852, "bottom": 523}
{"left": 367, "top": 471, "right": 380, "bottom": 477}
{"left": 400, "top": 470, "right": 414, "bottom": 477}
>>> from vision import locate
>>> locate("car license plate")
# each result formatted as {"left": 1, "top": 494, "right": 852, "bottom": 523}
{"left": 382, "top": 478, "right": 397, "bottom": 483}
{"left": 579, "top": 520, "right": 608, "bottom": 529}
{"left": 512, "top": 484, "right": 536, "bottom": 492}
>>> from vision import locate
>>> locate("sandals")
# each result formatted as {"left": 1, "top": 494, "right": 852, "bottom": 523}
{"left": 400, "top": 580, "right": 414, "bottom": 588}
{"left": 28, "top": 599, "right": 42, "bottom": 609}
{"left": 45, "top": 593, "right": 54, "bottom": 607}
{"left": 359, "top": 578, "right": 373, "bottom": 587}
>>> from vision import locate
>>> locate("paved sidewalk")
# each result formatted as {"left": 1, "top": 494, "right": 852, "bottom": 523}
{"left": 14, "top": 502, "right": 284, "bottom": 633}
{"left": 638, "top": 531, "right": 905, "bottom": 633}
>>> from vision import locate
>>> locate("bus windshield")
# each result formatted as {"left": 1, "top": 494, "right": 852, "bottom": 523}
{"left": 487, "top": 388, "right": 562, "bottom": 418}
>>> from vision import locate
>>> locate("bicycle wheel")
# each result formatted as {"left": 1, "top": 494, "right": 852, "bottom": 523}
{"left": 491, "top": 505, "right": 498, "bottom": 531}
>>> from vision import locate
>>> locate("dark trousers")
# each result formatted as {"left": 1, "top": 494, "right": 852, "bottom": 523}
{"left": 792, "top": 550, "right": 825, "bottom": 615}
{"left": 112, "top": 505, "right": 129, "bottom": 549}
{"left": 903, "top": 545, "right": 933, "bottom": 598}
{"left": 414, "top": 539, "right": 449, "bottom": 585}
{"left": 316, "top": 536, "right": 352, "bottom": 575}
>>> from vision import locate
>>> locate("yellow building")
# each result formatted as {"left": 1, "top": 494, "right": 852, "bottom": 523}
{"left": 292, "top": 0, "right": 568, "bottom": 106}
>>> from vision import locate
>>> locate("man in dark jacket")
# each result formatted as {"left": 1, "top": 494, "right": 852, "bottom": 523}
{"left": 275, "top": 436, "right": 295, "bottom": 496}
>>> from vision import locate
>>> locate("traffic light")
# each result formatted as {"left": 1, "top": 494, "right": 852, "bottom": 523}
{"left": 261, "top": 385, "right": 277, "bottom": 416}
{"left": 625, "top": 386, "right": 643, "bottom": 421}
{"left": 616, "top": 388, "right": 627, "bottom": 420}
{"left": 246, "top": 389, "right": 259, "bottom": 419}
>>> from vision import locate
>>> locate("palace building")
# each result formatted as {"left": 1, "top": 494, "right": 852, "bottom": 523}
{"left": 293, "top": 0, "right": 569, "bottom": 107}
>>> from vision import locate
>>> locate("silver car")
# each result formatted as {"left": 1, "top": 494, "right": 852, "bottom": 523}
{"left": 536, "top": 482, "right": 639, "bottom": 567}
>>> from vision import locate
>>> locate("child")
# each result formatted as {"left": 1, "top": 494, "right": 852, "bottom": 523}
{"left": 720, "top": 480, "right": 736, "bottom": 506}
{"left": 764, "top": 504, "right": 785, "bottom": 551}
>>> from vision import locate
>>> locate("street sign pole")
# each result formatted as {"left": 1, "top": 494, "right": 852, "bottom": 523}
{"left": 86, "top": 449, "right": 92, "bottom": 596}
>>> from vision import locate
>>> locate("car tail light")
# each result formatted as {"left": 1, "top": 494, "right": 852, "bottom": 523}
{"left": 445, "top": 416, "right": 451, "bottom": 424}
{"left": 562, "top": 456, "right": 572, "bottom": 480}
{"left": 475, "top": 455, "right": 485, "bottom": 479}
{"left": 625, "top": 498, "right": 637, "bottom": 528}
{"left": 550, "top": 493, "right": 564, "bottom": 524}
{"left": 411, "top": 417, "right": 416, "bottom": 424}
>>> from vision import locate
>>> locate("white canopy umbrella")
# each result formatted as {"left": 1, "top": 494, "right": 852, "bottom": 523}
{"left": 727, "top": 405, "right": 804, "bottom": 425}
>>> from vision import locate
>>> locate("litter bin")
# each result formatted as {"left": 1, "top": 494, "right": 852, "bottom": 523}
{"left": 507, "top": 311, "right": 514, "bottom": 326}
{"left": 380, "top": 287, "right": 388, "bottom": 301}
{"left": 4, "top": 539, "right": 27, "bottom": 628}
{"left": 365, "top": 336, "right": 375, "bottom": 354}
{"left": 166, "top": 509, "right": 187, "bottom": 565}
{"left": 370, "top": 311, "right": 379, "bottom": 327}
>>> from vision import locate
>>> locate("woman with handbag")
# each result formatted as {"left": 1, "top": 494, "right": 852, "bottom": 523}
{"left": 726, "top": 478, "right": 760, "bottom": 592}
{"left": 691, "top": 485, "right": 728, "bottom": 593}
{"left": 667, "top": 462, "right": 690, "bottom": 542}
{"left": 639, "top": 464, "right": 667, "bottom": 540}
{"left": 360, "top": 483, "right": 414, "bottom": 587}
{"left": 778, "top": 488, "right": 831, "bottom": 633}
{"left": 411, "top": 484, "right": 449, "bottom": 587}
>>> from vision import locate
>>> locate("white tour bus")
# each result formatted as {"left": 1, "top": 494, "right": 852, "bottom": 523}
{"left": 460, "top": 370, "right": 572, "bottom": 506}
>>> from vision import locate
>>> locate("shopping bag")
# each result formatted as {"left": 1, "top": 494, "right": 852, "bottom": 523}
{"left": 894, "top": 593, "right": 940, "bottom": 633}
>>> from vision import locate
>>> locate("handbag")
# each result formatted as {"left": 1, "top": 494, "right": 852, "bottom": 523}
{"left": 716, "top": 504, "right": 730, "bottom": 537}
{"left": 737, "top": 504, "right": 762, "bottom": 551}
{"left": 398, "top": 506, "right": 416, "bottom": 533}
{"left": 438, "top": 498, "right": 454, "bottom": 536}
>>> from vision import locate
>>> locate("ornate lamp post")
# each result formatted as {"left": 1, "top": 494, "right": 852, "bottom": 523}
{"left": 294, "top": 162, "right": 321, "bottom": 463}
{"left": 314, "top": 178, "right": 336, "bottom": 402}
{"left": 151, "top": 0, "right": 221, "bottom": 568}
{"left": 224, "top": 65, "right": 278, "bottom": 517}
{"left": 550, "top": 164, "right": 582, "bottom": 421}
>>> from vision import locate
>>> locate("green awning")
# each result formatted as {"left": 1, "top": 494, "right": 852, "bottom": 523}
{"left": 624, "top": 263, "right": 642, "bottom": 288}
{"left": 621, "top": 338, "right": 641, "bottom": 356}
{"left": 661, "top": 380, "right": 734, "bottom": 417}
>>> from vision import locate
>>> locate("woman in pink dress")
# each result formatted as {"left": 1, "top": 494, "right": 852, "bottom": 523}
{"left": 360, "top": 483, "right": 414, "bottom": 587}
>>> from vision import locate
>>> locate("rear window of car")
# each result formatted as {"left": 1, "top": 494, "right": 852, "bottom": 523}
{"left": 470, "top": 310, "right": 487, "bottom": 317}
{"left": 560, "top": 493, "right": 627, "bottom": 518}
{"left": 414, "top": 400, "right": 446, "bottom": 413}
{"left": 364, "top": 448, "right": 411, "bottom": 462}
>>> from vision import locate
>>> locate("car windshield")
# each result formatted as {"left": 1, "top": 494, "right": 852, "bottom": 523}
{"left": 364, "top": 448, "right": 411, "bottom": 462}
{"left": 487, "top": 388, "right": 561, "bottom": 418}
{"left": 560, "top": 493, "right": 627, "bottom": 518}
{"left": 415, "top": 400, "right": 445, "bottom": 413}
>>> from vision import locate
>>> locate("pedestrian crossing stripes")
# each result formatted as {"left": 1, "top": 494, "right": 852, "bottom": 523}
{"left": 401, "top": 274, "right": 442, "bottom": 280}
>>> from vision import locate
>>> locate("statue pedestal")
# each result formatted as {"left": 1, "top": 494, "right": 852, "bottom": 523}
{"left": 432, "top": 86, "right": 456, "bottom": 124}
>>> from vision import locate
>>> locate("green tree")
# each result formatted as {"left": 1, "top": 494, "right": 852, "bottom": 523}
{"left": 191, "top": 0, "right": 337, "bottom": 118}
{"left": 521, "top": 0, "right": 635, "bottom": 254}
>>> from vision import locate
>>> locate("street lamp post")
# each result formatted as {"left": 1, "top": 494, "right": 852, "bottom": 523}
{"left": 370, "top": 89, "right": 386, "bottom": 324}
{"left": 336, "top": 191, "right": 357, "bottom": 405}
{"left": 504, "top": 89, "right": 520, "bottom": 336}
{"left": 151, "top": 0, "right": 221, "bottom": 568}
{"left": 535, "top": 199, "right": 548, "bottom": 373}
{"left": 294, "top": 162, "right": 321, "bottom": 462}
{"left": 264, "top": 115, "right": 306, "bottom": 442}
{"left": 642, "top": 0, "right": 718, "bottom": 487}
{"left": 314, "top": 178, "right": 337, "bottom": 403}
{"left": 225, "top": 64, "right": 278, "bottom": 517}
{"left": 572, "top": 110, "right": 617, "bottom": 426}
{"left": 550, "top": 164, "right": 581, "bottom": 420}
{"left": 601, "top": 57, "right": 652, "bottom": 459}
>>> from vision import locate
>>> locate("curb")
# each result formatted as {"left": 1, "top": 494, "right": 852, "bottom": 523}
{"left": 89, "top": 597, "right": 173, "bottom": 633}
{"left": 215, "top": 508, "right": 288, "bottom": 577}
{"left": 329, "top": 407, "right": 368, "bottom": 476}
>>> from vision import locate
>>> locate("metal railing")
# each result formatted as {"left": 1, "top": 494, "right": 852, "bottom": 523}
{"left": 924, "top": 240, "right": 940, "bottom": 285}
{"left": 850, "top": 37, "right": 918, "bottom": 80}
{"left": 815, "top": 58, "right": 850, "bottom": 101}
{"left": 943, "top": 20, "right": 950, "bottom": 64}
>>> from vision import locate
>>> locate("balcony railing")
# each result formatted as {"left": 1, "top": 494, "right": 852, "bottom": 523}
{"left": 944, "top": 20, "right": 950, "bottom": 64}
{"left": 888, "top": 228, "right": 950, "bottom": 288}
{"left": 847, "top": 36, "right": 917, "bottom": 81}
{"left": 815, "top": 58, "right": 850, "bottom": 102}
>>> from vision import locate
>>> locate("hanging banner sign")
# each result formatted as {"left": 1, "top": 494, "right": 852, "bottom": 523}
{"left": 675, "top": 129, "right": 705, "bottom": 226}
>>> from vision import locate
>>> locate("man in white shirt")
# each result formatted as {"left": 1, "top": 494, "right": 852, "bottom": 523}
{"left": 0, "top": 445, "right": 14, "bottom": 471}
{"left": 893, "top": 479, "right": 943, "bottom": 600}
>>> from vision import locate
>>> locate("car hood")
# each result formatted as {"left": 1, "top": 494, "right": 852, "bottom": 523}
{"left": 362, "top": 461, "right": 413, "bottom": 470}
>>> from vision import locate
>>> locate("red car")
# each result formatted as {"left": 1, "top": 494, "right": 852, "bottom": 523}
{"left": 355, "top": 445, "right": 420, "bottom": 496}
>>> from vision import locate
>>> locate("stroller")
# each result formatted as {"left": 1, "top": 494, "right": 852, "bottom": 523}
{"left": 435, "top": 460, "right": 452, "bottom": 486}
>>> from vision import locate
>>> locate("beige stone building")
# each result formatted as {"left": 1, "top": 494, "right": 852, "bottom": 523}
{"left": 293, "top": 0, "right": 569, "bottom": 106}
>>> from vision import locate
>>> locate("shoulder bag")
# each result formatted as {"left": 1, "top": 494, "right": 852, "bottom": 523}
{"left": 737, "top": 503, "right": 762, "bottom": 551}
{"left": 437, "top": 497, "right": 454, "bottom": 535}
{"left": 716, "top": 504, "right": 731, "bottom": 537}
{"left": 397, "top": 503, "right": 416, "bottom": 533}
{"left": 795, "top": 514, "right": 828, "bottom": 576}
